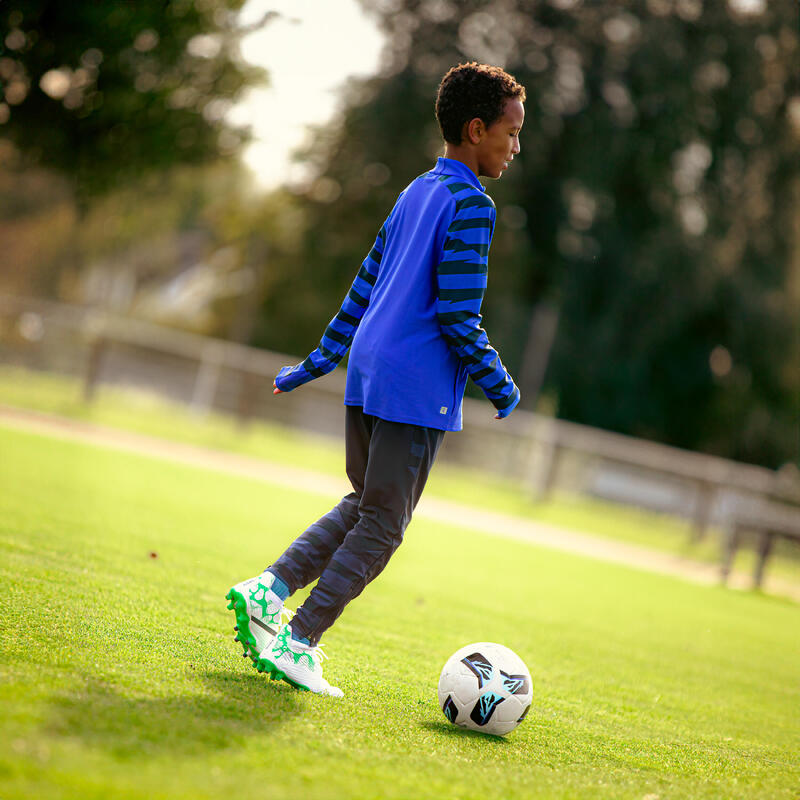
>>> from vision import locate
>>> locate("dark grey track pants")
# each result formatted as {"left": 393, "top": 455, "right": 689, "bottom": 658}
{"left": 269, "top": 405, "right": 444, "bottom": 645}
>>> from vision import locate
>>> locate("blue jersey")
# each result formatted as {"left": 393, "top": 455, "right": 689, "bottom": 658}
{"left": 275, "top": 157, "right": 520, "bottom": 431}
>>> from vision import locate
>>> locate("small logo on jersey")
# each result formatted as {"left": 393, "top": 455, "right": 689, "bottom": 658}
{"left": 439, "top": 406, "right": 448, "bottom": 415}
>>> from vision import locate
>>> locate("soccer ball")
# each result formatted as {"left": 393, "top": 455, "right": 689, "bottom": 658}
{"left": 437, "top": 642, "right": 532, "bottom": 736}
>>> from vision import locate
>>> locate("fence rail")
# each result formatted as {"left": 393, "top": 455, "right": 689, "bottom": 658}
{"left": 1, "top": 293, "right": 798, "bottom": 584}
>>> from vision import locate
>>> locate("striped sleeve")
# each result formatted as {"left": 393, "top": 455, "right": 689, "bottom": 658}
{"left": 435, "top": 184, "right": 521, "bottom": 418}
{"left": 274, "top": 223, "right": 386, "bottom": 392}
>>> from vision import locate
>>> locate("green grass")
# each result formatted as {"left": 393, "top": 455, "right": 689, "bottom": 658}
{"left": 1, "top": 423, "right": 799, "bottom": 799}
{"left": 1, "top": 365, "right": 798, "bottom": 584}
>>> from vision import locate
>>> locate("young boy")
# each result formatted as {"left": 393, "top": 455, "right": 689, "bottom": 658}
{"left": 226, "top": 63, "right": 526, "bottom": 697}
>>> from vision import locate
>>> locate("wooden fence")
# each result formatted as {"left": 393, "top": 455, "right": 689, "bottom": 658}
{"left": 1, "top": 293, "right": 798, "bottom": 585}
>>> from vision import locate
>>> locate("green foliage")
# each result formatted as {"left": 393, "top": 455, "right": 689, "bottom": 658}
{"left": 0, "top": 0, "right": 265, "bottom": 205}
{"left": 1, "top": 423, "right": 799, "bottom": 799}
{"left": 260, "top": 0, "right": 800, "bottom": 468}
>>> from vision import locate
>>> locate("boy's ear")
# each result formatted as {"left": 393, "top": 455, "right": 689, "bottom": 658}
{"left": 464, "top": 117, "right": 485, "bottom": 145}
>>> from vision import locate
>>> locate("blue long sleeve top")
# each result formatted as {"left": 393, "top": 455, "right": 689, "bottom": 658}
{"left": 274, "top": 157, "right": 520, "bottom": 431}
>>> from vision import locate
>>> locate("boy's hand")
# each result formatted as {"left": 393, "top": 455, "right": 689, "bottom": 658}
{"left": 273, "top": 380, "right": 283, "bottom": 395}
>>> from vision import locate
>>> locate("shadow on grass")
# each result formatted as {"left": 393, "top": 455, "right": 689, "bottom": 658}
{"left": 742, "top": 587, "right": 799, "bottom": 608}
{"left": 47, "top": 669, "right": 301, "bottom": 757}
{"left": 419, "top": 720, "right": 511, "bottom": 745}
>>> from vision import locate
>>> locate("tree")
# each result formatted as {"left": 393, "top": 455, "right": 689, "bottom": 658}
{"left": 258, "top": 0, "right": 799, "bottom": 468}
{"left": 0, "top": 1, "right": 266, "bottom": 208}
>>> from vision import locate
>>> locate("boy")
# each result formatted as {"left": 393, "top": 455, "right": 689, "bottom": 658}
{"left": 226, "top": 63, "right": 526, "bottom": 697}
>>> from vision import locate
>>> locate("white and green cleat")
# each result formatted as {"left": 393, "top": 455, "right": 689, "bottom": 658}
{"left": 256, "top": 624, "right": 343, "bottom": 698}
{"left": 226, "top": 571, "right": 292, "bottom": 662}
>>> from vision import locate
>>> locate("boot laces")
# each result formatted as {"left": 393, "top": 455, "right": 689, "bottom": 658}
{"left": 310, "top": 642, "right": 329, "bottom": 664}
{"left": 285, "top": 627, "right": 328, "bottom": 665}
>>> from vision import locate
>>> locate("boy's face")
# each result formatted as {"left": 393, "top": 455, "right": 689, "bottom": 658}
{"left": 475, "top": 98, "right": 525, "bottom": 180}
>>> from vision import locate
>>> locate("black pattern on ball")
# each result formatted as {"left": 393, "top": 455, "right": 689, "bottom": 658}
{"left": 470, "top": 691, "right": 505, "bottom": 726}
{"left": 442, "top": 695, "right": 459, "bottom": 724}
{"left": 500, "top": 669, "right": 531, "bottom": 696}
{"left": 461, "top": 653, "right": 494, "bottom": 689}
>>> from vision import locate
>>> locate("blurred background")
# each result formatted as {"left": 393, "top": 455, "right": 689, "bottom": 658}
{"left": 1, "top": 0, "right": 798, "bottom": 583}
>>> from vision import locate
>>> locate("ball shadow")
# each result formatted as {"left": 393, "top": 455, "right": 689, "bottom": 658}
{"left": 419, "top": 720, "right": 511, "bottom": 745}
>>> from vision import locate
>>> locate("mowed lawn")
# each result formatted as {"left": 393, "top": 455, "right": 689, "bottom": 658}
{"left": 0, "top": 424, "right": 798, "bottom": 800}
{"left": 2, "top": 365, "right": 799, "bottom": 584}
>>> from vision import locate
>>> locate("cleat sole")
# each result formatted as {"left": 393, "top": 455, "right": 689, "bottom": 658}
{"left": 225, "top": 588, "right": 258, "bottom": 661}
{"left": 255, "top": 657, "right": 309, "bottom": 692}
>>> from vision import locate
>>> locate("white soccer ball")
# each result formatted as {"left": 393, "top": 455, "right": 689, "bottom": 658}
{"left": 437, "top": 642, "right": 533, "bottom": 736}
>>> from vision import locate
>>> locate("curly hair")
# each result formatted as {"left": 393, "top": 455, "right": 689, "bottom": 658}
{"left": 435, "top": 63, "right": 526, "bottom": 145}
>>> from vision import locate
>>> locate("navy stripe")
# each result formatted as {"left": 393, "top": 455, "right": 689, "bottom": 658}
{"left": 443, "top": 240, "right": 490, "bottom": 257}
{"left": 487, "top": 377, "right": 511, "bottom": 394}
{"left": 471, "top": 365, "right": 494, "bottom": 381}
{"left": 443, "top": 181, "right": 476, "bottom": 195}
{"left": 453, "top": 348, "right": 486, "bottom": 368}
{"left": 337, "top": 309, "right": 360, "bottom": 327}
{"left": 450, "top": 327, "right": 484, "bottom": 346}
{"left": 438, "top": 259, "right": 488, "bottom": 276}
{"left": 324, "top": 326, "right": 352, "bottom": 347}
{"left": 449, "top": 218, "right": 493, "bottom": 231}
{"left": 455, "top": 194, "right": 494, "bottom": 212}
{"left": 494, "top": 391, "right": 518, "bottom": 409}
{"left": 301, "top": 356, "right": 327, "bottom": 379}
{"left": 437, "top": 310, "right": 475, "bottom": 325}
{"left": 438, "top": 287, "right": 486, "bottom": 302}
{"left": 347, "top": 287, "right": 369, "bottom": 308}
{"left": 357, "top": 264, "right": 377, "bottom": 286}
{"left": 318, "top": 344, "right": 344, "bottom": 363}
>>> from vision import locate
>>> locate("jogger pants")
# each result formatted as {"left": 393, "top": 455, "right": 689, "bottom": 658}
{"left": 269, "top": 405, "right": 444, "bottom": 645}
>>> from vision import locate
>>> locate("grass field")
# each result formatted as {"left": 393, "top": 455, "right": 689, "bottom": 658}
{"left": 1, "top": 421, "right": 798, "bottom": 799}
{"left": 1, "top": 365, "right": 798, "bottom": 583}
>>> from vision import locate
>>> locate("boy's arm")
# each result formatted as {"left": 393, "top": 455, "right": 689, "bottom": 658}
{"left": 274, "top": 224, "right": 387, "bottom": 392}
{"left": 435, "top": 193, "right": 521, "bottom": 418}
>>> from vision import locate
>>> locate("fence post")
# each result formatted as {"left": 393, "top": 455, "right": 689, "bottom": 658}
{"left": 690, "top": 480, "right": 716, "bottom": 542}
{"left": 719, "top": 517, "right": 740, "bottom": 583}
{"left": 83, "top": 337, "right": 108, "bottom": 403}
{"left": 534, "top": 437, "right": 561, "bottom": 501}
{"left": 753, "top": 530, "right": 775, "bottom": 588}
{"left": 191, "top": 342, "right": 224, "bottom": 415}
{"left": 237, "top": 369, "right": 260, "bottom": 428}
